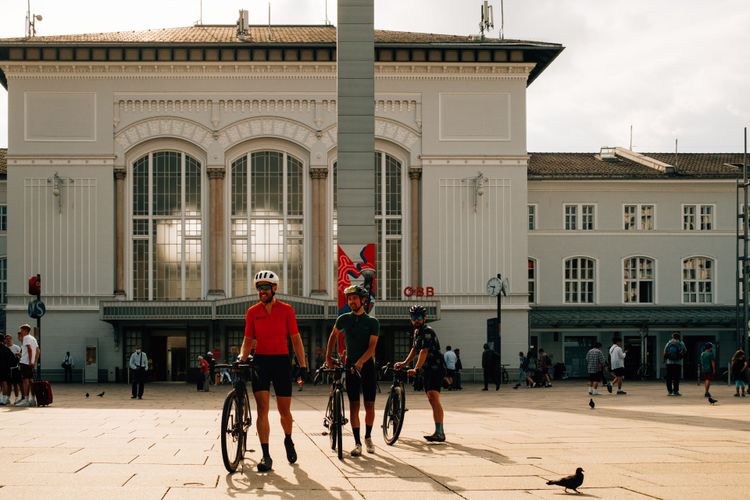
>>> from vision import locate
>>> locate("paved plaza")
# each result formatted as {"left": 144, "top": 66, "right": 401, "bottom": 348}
{"left": 1, "top": 379, "right": 748, "bottom": 499}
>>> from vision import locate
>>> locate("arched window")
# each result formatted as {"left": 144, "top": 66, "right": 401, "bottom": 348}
{"left": 230, "top": 151, "right": 304, "bottom": 296}
{"left": 131, "top": 151, "right": 202, "bottom": 300}
{"left": 564, "top": 257, "right": 595, "bottom": 303}
{"left": 683, "top": 257, "right": 714, "bottom": 303}
{"left": 332, "top": 152, "right": 403, "bottom": 300}
{"left": 528, "top": 258, "right": 537, "bottom": 304}
{"left": 624, "top": 256, "right": 655, "bottom": 303}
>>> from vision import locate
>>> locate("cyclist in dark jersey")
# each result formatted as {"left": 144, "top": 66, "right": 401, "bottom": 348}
{"left": 239, "top": 270, "right": 307, "bottom": 472}
{"left": 325, "top": 284, "right": 380, "bottom": 457}
{"left": 394, "top": 304, "right": 447, "bottom": 442}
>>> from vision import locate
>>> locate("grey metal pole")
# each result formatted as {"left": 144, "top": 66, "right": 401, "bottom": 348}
{"left": 497, "top": 273, "right": 502, "bottom": 372}
{"left": 744, "top": 127, "right": 749, "bottom": 354}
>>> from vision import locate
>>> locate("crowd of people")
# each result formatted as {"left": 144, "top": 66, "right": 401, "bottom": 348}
{"left": 0, "top": 325, "right": 40, "bottom": 406}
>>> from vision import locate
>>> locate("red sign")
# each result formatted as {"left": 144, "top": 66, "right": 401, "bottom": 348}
{"left": 403, "top": 286, "right": 435, "bottom": 297}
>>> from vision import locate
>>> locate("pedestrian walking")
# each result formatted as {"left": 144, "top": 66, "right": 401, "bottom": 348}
{"left": 585, "top": 342, "right": 606, "bottom": 395}
{"left": 663, "top": 332, "right": 687, "bottom": 396}
{"left": 452, "top": 348, "right": 463, "bottom": 390}
{"left": 128, "top": 345, "right": 148, "bottom": 400}
{"left": 609, "top": 336, "right": 627, "bottom": 395}
{"left": 62, "top": 351, "right": 73, "bottom": 383}
{"left": 198, "top": 355, "right": 210, "bottom": 392}
{"left": 538, "top": 348, "right": 552, "bottom": 387}
{"left": 700, "top": 342, "right": 716, "bottom": 398}
{"left": 481, "top": 344, "right": 500, "bottom": 391}
{"left": 444, "top": 346, "right": 457, "bottom": 390}
{"left": 206, "top": 352, "right": 216, "bottom": 385}
{"left": 731, "top": 349, "right": 748, "bottom": 397}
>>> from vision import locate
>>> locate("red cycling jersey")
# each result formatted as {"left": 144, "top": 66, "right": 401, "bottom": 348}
{"left": 244, "top": 299, "right": 299, "bottom": 355}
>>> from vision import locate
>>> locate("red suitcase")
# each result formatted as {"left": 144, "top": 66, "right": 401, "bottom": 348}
{"left": 32, "top": 380, "right": 53, "bottom": 406}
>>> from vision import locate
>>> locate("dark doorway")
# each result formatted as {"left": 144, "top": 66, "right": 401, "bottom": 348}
{"left": 170, "top": 347, "right": 187, "bottom": 381}
{"left": 150, "top": 336, "right": 168, "bottom": 381}
{"left": 683, "top": 335, "right": 716, "bottom": 380}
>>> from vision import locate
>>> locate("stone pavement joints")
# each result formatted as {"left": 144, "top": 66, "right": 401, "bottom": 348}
{"left": 1, "top": 380, "right": 750, "bottom": 499}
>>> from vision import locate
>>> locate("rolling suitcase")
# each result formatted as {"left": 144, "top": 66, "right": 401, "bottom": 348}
{"left": 32, "top": 379, "right": 53, "bottom": 406}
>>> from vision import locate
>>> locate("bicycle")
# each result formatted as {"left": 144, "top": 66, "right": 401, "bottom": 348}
{"left": 314, "top": 364, "right": 350, "bottom": 460}
{"left": 215, "top": 361, "right": 256, "bottom": 473}
{"left": 500, "top": 364, "right": 510, "bottom": 385}
{"left": 381, "top": 363, "right": 408, "bottom": 445}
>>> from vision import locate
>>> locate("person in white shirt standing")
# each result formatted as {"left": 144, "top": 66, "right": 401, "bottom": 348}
{"left": 443, "top": 346, "right": 457, "bottom": 389}
{"left": 128, "top": 345, "right": 148, "bottom": 400}
{"left": 16, "top": 324, "right": 39, "bottom": 407}
{"left": 609, "top": 336, "right": 627, "bottom": 395}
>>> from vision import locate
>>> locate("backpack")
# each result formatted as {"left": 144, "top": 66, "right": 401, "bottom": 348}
{"left": 521, "top": 357, "right": 530, "bottom": 371}
{"left": 666, "top": 342, "right": 682, "bottom": 362}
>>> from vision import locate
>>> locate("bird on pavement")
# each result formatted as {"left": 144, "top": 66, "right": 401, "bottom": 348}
{"left": 97, "top": 391, "right": 105, "bottom": 397}
{"left": 708, "top": 397, "right": 718, "bottom": 405}
{"left": 85, "top": 393, "right": 89, "bottom": 398}
{"left": 547, "top": 467, "right": 585, "bottom": 494}
{"left": 589, "top": 398, "right": 595, "bottom": 409}
{"left": 513, "top": 383, "right": 520, "bottom": 390}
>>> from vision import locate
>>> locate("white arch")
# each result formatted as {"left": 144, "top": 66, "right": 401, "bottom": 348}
{"left": 115, "top": 117, "right": 214, "bottom": 158}
{"left": 321, "top": 117, "right": 421, "bottom": 156}
{"left": 217, "top": 116, "right": 319, "bottom": 151}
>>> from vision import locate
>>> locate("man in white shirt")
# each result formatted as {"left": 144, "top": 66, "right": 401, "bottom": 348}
{"left": 609, "top": 336, "right": 627, "bottom": 395}
{"left": 4, "top": 334, "right": 21, "bottom": 403}
{"left": 443, "top": 346, "right": 457, "bottom": 389}
{"left": 128, "top": 345, "right": 148, "bottom": 400}
{"left": 16, "top": 324, "right": 39, "bottom": 407}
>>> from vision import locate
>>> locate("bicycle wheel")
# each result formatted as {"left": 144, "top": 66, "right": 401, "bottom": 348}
{"left": 382, "top": 385, "right": 406, "bottom": 445}
{"left": 221, "top": 390, "right": 245, "bottom": 473}
{"left": 325, "top": 393, "right": 337, "bottom": 451}
{"left": 334, "top": 388, "right": 344, "bottom": 460}
{"left": 241, "top": 388, "right": 252, "bottom": 449}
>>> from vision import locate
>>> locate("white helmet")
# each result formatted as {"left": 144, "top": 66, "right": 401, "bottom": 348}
{"left": 253, "top": 270, "right": 280, "bottom": 287}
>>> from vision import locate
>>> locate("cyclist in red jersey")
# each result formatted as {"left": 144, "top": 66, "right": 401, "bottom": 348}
{"left": 239, "top": 270, "right": 307, "bottom": 472}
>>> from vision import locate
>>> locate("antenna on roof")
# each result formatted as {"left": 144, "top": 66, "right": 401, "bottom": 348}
{"left": 198, "top": 0, "right": 203, "bottom": 25}
{"left": 499, "top": 0, "right": 504, "bottom": 40}
{"left": 479, "top": 1, "right": 494, "bottom": 41}
{"left": 674, "top": 138, "right": 679, "bottom": 168}
{"left": 25, "top": 0, "right": 42, "bottom": 38}
{"left": 324, "top": 0, "right": 331, "bottom": 26}
{"left": 629, "top": 124, "right": 633, "bottom": 150}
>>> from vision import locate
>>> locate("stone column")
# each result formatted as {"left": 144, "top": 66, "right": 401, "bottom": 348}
{"left": 207, "top": 168, "right": 226, "bottom": 298}
{"left": 409, "top": 168, "right": 422, "bottom": 286}
{"left": 310, "top": 167, "right": 329, "bottom": 296}
{"left": 114, "top": 169, "right": 127, "bottom": 298}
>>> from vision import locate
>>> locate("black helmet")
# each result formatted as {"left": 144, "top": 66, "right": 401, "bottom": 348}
{"left": 409, "top": 304, "right": 427, "bottom": 319}
{"left": 344, "top": 284, "right": 369, "bottom": 299}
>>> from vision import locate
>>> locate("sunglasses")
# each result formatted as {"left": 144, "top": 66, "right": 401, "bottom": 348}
{"left": 410, "top": 315, "right": 425, "bottom": 321}
{"left": 256, "top": 283, "right": 273, "bottom": 291}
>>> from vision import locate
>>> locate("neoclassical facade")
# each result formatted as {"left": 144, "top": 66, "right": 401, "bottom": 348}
{"left": 0, "top": 25, "right": 561, "bottom": 381}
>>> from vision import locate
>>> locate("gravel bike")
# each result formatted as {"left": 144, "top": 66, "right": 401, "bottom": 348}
{"left": 381, "top": 363, "right": 408, "bottom": 445}
{"left": 216, "top": 361, "right": 256, "bottom": 473}
{"left": 315, "top": 364, "right": 357, "bottom": 460}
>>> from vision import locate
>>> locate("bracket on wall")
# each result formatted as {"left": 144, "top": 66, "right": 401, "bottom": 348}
{"left": 47, "top": 172, "right": 74, "bottom": 214}
{"left": 462, "top": 171, "right": 488, "bottom": 212}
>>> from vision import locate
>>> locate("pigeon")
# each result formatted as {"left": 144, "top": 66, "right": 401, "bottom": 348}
{"left": 547, "top": 467, "right": 585, "bottom": 494}
{"left": 589, "top": 398, "right": 595, "bottom": 409}
{"left": 97, "top": 391, "right": 105, "bottom": 397}
{"left": 513, "top": 383, "right": 520, "bottom": 390}
{"left": 708, "top": 397, "right": 718, "bottom": 405}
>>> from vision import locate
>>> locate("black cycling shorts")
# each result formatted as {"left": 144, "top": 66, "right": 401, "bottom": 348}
{"left": 345, "top": 359, "right": 376, "bottom": 403}
{"left": 423, "top": 366, "right": 447, "bottom": 393}
{"left": 251, "top": 354, "right": 292, "bottom": 397}
{"left": 19, "top": 363, "right": 33, "bottom": 380}
{"left": 9, "top": 366, "right": 21, "bottom": 385}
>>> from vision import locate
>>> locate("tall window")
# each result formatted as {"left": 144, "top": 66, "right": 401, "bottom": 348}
{"left": 624, "top": 204, "right": 654, "bottom": 231}
{"left": 332, "top": 152, "right": 403, "bottom": 300}
{"left": 231, "top": 151, "right": 304, "bottom": 296}
{"left": 683, "top": 205, "right": 713, "bottom": 231}
{"left": 528, "top": 205, "right": 537, "bottom": 230}
{"left": 683, "top": 257, "right": 713, "bottom": 303}
{"left": 624, "top": 256, "right": 655, "bottom": 303}
{"left": 0, "top": 205, "right": 7, "bottom": 231}
{"left": 0, "top": 258, "right": 6, "bottom": 303}
{"left": 132, "top": 151, "right": 202, "bottom": 300}
{"left": 528, "top": 258, "right": 537, "bottom": 303}
{"left": 564, "top": 204, "right": 595, "bottom": 231}
{"left": 564, "top": 257, "right": 595, "bottom": 303}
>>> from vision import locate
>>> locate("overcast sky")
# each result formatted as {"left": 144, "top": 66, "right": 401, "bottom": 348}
{"left": 0, "top": 0, "right": 748, "bottom": 152}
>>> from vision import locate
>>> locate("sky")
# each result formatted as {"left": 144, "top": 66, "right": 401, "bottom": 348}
{"left": 0, "top": 0, "right": 748, "bottom": 152}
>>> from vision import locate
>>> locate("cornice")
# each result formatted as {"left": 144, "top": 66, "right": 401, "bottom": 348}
{"left": 1, "top": 62, "right": 534, "bottom": 81}
{"left": 7, "top": 155, "right": 116, "bottom": 167}
{"left": 420, "top": 155, "right": 529, "bottom": 166}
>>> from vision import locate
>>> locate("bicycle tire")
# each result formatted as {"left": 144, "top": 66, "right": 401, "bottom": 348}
{"left": 382, "top": 385, "right": 406, "bottom": 445}
{"left": 221, "top": 390, "right": 245, "bottom": 473}
{"left": 334, "top": 387, "right": 344, "bottom": 460}
{"left": 325, "top": 393, "right": 336, "bottom": 451}
{"left": 241, "top": 388, "right": 252, "bottom": 449}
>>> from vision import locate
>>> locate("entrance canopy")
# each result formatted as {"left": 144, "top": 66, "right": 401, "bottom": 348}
{"left": 530, "top": 306, "right": 736, "bottom": 330}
